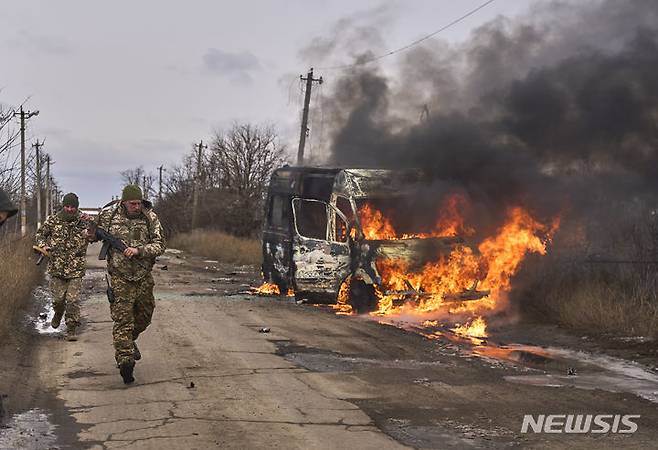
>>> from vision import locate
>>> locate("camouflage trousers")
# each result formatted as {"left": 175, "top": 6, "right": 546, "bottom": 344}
{"left": 49, "top": 276, "right": 82, "bottom": 329}
{"left": 109, "top": 273, "right": 155, "bottom": 365}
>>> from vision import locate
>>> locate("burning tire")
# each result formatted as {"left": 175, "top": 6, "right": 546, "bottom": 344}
{"left": 348, "top": 280, "right": 378, "bottom": 314}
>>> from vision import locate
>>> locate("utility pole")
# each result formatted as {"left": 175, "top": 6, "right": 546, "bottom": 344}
{"left": 33, "top": 139, "right": 44, "bottom": 228}
{"left": 191, "top": 140, "right": 207, "bottom": 229}
{"left": 13, "top": 106, "right": 39, "bottom": 237}
{"left": 142, "top": 175, "right": 148, "bottom": 200}
{"left": 45, "top": 155, "right": 51, "bottom": 217}
{"left": 297, "top": 68, "right": 323, "bottom": 166}
{"left": 52, "top": 187, "right": 57, "bottom": 211}
{"left": 158, "top": 165, "right": 164, "bottom": 203}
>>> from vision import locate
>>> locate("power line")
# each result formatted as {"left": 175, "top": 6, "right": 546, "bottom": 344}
{"left": 317, "top": 0, "right": 496, "bottom": 71}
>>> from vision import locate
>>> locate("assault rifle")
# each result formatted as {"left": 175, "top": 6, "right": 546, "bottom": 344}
{"left": 91, "top": 224, "right": 148, "bottom": 269}
{"left": 94, "top": 226, "right": 128, "bottom": 261}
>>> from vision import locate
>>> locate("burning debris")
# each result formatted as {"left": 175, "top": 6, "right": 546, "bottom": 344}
{"left": 451, "top": 317, "right": 488, "bottom": 341}
{"left": 251, "top": 282, "right": 294, "bottom": 297}
{"left": 365, "top": 203, "right": 558, "bottom": 318}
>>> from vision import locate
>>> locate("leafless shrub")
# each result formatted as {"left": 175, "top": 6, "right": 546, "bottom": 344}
{"left": 154, "top": 123, "right": 287, "bottom": 237}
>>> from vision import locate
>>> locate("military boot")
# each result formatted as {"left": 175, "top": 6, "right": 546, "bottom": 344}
{"left": 51, "top": 310, "right": 63, "bottom": 329}
{"left": 119, "top": 360, "right": 135, "bottom": 384}
{"left": 65, "top": 327, "right": 78, "bottom": 341}
{"left": 133, "top": 342, "right": 141, "bottom": 361}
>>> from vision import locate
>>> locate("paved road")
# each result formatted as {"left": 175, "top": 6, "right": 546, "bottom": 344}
{"left": 3, "top": 244, "right": 658, "bottom": 449}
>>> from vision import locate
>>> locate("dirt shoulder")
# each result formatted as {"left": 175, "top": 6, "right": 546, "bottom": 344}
{"left": 1, "top": 243, "right": 657, "bottom": 449}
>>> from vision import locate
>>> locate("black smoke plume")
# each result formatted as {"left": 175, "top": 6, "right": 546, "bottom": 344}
{"left": 301, "top": 0, "right": 658, "bottom": 246}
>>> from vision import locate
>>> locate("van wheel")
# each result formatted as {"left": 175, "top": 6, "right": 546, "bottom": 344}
{"left": 348, "top": 280, "right": 378, "bottom": 314}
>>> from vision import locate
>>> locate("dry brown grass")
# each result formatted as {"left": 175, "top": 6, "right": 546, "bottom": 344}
{"left": 518, "top": 210, "right": 658, "bottom": 338}
{"left": 522, "top": 261, "right": 658, "bottom": 338}
{"left": 0, "top": 236, "right": 42, "bottom": 339}
{"left": 169, "top": 229, "right": 261, "bottom": 266}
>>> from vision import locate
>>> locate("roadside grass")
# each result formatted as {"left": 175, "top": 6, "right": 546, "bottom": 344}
{"left": 0, "top": 237, "right": 42, "bottom": 339}
{"left": 521, "top": 258, "right": 658, "bottom": 338}
{"left": 517, "top": 210, "right": 658, "bottom": 338}
{"left": 169, "top": 229, "right": 261, "bottom": 266}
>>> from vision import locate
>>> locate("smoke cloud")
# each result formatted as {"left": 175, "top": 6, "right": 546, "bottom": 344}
{"left": 302, "top": 0, "right": 658, "bottom": 243}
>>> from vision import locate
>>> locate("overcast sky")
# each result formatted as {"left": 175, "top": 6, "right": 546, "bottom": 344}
{"left": 1, "top": 0, "right": 531, "bottom": 207}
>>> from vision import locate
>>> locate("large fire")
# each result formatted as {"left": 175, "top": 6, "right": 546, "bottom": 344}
{"left": 357, "top": 196, "right": 559, "bottom": 321}
{"left": 359, "top": 194, "right": 474, "bottom": 240}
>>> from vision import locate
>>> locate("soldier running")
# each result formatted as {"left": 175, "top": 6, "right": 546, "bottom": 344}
{"left": 35, "top": 192, "right": 90, "bottom": 341}
{"left": 95, "top": 185, "right": 165, "bottom": 384}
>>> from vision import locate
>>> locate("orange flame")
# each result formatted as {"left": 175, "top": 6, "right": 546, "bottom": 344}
{"left": 451, "top": 316, "right": 487, "bottom": 338}
{"left": 432, "top": 193, "right": 474, "bottom": 237}
{"left": 359, "top": 194, "right": 475, "bottom": 240}
{"left": 253, "top": 282, "right": 281, "bottom": 295}
{"left": 359, "top": 204, "right": 397, "bottom": 240}
{"left": 333, "top": 278, "right": 354, "bottom": 315}
{"left": 253, "top": 283, "right": 295, "bottom": 297}
{"left": 357, "top": 202, "right": 558, "bottom": 319}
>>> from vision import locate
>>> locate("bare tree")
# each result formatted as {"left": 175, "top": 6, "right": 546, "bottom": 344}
{"left": 156, "top": 123, "right": 288, "bottom": 236}
{"left": 120, "top": 166, "right": 156, "bottom": 199}
{"left": 209, "top": 123, "right": 287, "bottom": 200}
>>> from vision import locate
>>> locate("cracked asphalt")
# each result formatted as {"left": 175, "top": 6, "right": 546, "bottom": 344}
{"left": 3, "top": 243, "right": 658, "bottom": 449}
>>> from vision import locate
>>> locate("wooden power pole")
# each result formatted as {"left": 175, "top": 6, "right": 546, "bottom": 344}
{"left": 13, "top": 106, "right": 39, "bottom": 237}
{"left": 191, "top": 140, "right": 207, "bottom": 229}
{"left": 158, "top": 165, "right": 164, "bottom": 203}
{"left": 297, "top": 68, "right": 323, "bottom": 166}
{"left": 45, "top": 155, "right": 51, "bottom": 217}
{"left": 33, "top": 139, "right": 44, "bottom": 228}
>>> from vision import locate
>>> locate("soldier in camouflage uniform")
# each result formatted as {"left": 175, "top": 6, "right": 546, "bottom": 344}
{"left": 0, "top": 188, "right": 18, "bottom": 228}
{"left": 35, "top": 192, "right": 90, "bottom": 341}
{"left": 96, "top": 185, "right": 165, "bottom": 384}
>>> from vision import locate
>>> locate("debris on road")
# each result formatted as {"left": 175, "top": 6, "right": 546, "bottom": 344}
{"left": 259, "top": 327, "right": 271, "bottom": 333}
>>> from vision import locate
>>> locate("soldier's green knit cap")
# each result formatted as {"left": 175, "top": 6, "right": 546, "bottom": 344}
{"left": 62, "top": 192, "right": 79, "bottom": 208}
{"left": 121, "top": 184, "right": 143, "bottom": 201}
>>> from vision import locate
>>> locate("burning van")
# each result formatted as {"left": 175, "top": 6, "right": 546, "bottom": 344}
{"left": 261, "top": 167, "right": 491, "bottom": 313}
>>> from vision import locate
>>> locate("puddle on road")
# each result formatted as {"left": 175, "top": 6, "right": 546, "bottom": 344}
{"left": 0, "top": 409, "right": 58, "bottom": 449}
{"left": 376, "top": 316, "right": 658, "bottom": 404}
{"left": 30, "top": 285, "right": 61, "bottom": 336}
{"left": 498, "top": 345, "right": 658, "bottom": 403}
{"left": 31, "top": 269, "right": 107, "bottom": 335}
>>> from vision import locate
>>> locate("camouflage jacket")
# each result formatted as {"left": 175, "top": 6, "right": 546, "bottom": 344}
{"left": 35, "top": 211, "right": 89, "bottom": 279}
{"left": 96, "top": 203, "right": 165, "bottom": 281}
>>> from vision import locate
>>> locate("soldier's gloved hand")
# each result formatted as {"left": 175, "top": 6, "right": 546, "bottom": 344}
{"left": 80, "top": 213, "right": 91, "bottom": 222}
{"left": 124, "top": 247, "right": 139, "bottom": 258}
